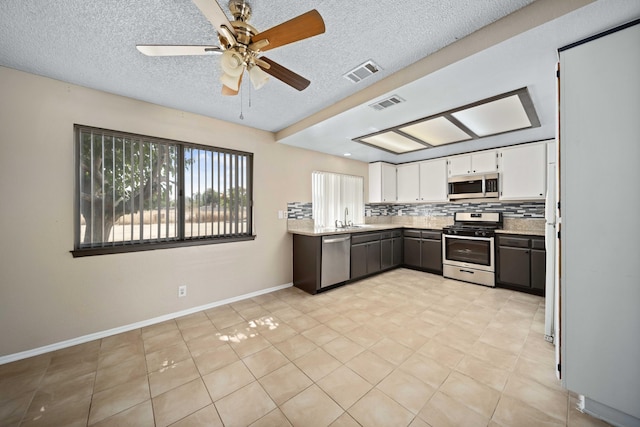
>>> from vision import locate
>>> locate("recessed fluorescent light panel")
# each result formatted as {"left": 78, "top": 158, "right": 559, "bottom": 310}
{"left": 451, "top": 94, "right": 532, "bottom": 136}
{"left": 400, "top": 116, "right": 472, "bottom": 146}
{"left": 360, "top": 131, "right": 428, "bottom": 154}
{"left": 352, "top": 87, "right": 540, "bottom": 154}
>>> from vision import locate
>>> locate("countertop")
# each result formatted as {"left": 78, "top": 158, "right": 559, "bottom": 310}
{"left": 288, "top": 218, "right": 545, "bottom": 237}
{"left": 289, "top": 224, "right": 405, "bottom": 237}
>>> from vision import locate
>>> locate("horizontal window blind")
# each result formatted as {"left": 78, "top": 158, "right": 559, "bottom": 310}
{"left": 74, "top": 125, "right": 253, "bottom": 255}
{"left": 312, "top": 171, "right": 364, "bottom": 228}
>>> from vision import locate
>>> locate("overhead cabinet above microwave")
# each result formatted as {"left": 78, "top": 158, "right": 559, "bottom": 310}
{"left": 447, "top": 150, "right": 498, "bottom": 176}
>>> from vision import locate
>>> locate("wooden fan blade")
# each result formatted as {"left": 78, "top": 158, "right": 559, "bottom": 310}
{"left": 222, "top": 73, "right": 243, "bottom": 96}
{"left": 259, "top": 57, "right": 310, "bottom": 91}
{"left": 136, "top": 45, "right": 222, "bottom": 56}
{"left": 192, "top": 0, "right": 237, "bottom": 37}
{"left": 251, "top": 10, "right": 325, "bottom": 52}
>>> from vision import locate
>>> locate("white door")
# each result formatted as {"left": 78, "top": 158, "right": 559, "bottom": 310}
{"left": 396, "top": 163, "right": 420, "bottom": 202}
{"left": 447, "top": 155, "right": 471, "bottom": 176}
{"left": 419, "top": 159, "right": 448, "bottom": 202}
{"left": 560, "top": 21, "right": 640, "bottom": 420}
{"left": 499, "top": 143, "right": 546, "bottom": 200}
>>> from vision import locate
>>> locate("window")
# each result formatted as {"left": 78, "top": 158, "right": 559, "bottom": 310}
{"left": 312, "top": 171, "right": 364, "bottom": 228}
{"left": 73, "top": 125, "right": 253, "bottom": 257}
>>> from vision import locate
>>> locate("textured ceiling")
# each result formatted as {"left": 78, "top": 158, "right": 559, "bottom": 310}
{"left": 1, "top": 0, "right": 639, "bottom": 163}
{"left": 0, "top": 0, "right": 534, "bottom": 130}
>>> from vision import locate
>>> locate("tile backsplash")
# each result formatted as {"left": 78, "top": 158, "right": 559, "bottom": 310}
{"left": 287, "top": 202, "right": 313, "bottom": 219}
{"left": 368, "top": 201, "right": 545, "bottom": 218}
{"left": 288, "top": 201, "right": 545, "bottom": 220}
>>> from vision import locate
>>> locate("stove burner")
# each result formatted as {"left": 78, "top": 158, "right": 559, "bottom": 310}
{"left": 443, "top": 226, "right": 496, "bottom": 237}
{"left": 444, "top": 211, "right": 503, "bottom": 237}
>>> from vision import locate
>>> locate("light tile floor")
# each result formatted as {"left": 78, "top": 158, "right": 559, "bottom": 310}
{"left": 0, "top": 269, "right": 611, "bottom": 426}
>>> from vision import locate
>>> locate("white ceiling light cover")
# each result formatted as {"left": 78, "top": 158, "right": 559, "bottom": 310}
{"left": 353, "top": 87, "right": 540, "bottom": 154}
{"left": 361, "top": 132, "right": 426, "bottom": 154}
{"left": 400, "top": 116, "right": 472, "bottom": 146}
{"left": 451, "top": 94, "right": 532, "bottom": 136}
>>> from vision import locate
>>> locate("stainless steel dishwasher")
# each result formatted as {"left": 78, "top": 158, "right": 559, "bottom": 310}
{"left": 321, "top": 234, "right": 351, "bottom": 288}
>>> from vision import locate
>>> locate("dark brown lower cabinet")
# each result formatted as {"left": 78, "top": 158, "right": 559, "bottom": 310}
{"left": 293, "top": 234, "right": 322, "bottom": 294}
{"left": 381, "top": 238, "right": 393, "bottom": 270}
{"left": 496, "top": 234, "right": 546, "bottom": 295}
{"left": 530, "top": 247, "right": 546, "bottom": 291}
{"left": 498, "top": 245, "right": 530, "bottom": 287}
{"left": 380, "top": 230, "right": 403, "bottom": 270}
{"left": 351, "top": 232, "right": 381, "bottom": 280}
{"left": 403, "top": 229, "right": 442, "bottom": 274}
{"left": 421, "top": 237, "right": 443, "bottom": 273}
{"left": 392, "top": 235, "right": 403, "bottom": 266}
{"left": 403, "top": 236, "right": 421, "bottom": 268}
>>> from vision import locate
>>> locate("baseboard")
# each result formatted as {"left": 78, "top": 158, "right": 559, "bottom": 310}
{"left": 0, "top": 282, "right": 293, "bottom": 365}
{"left": 579, "top": 395, "right": 640, "bottom": 427}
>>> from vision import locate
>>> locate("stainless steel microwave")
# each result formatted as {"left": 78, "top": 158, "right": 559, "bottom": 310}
{"left": 448, "top": 173, "right": 499, "bottom": 200}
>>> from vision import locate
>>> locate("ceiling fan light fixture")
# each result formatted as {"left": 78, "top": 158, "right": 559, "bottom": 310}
{"left": 220, "top": 72, "right": 242, "bottom": 91}
{"left": 220, "top": 50, "right": 245, "bottom": 76}
{"left": 248, "top": 65, "right": 269, "bottom": 90}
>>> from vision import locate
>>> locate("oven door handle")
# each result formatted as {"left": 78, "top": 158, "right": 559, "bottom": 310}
{"left": 459, "top": 269, "right": 475, "bottom": 274}
{"left": 443, "top": 234, "right": 493, "bottom": 242}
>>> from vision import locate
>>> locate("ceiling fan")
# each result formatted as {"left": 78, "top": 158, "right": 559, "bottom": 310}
{"left": 136, "top": 0, "right": 325, "bottom": 96}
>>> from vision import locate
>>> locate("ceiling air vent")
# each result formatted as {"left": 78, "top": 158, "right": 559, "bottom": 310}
{"left": 344, "top": 60, "right": 381, "bottom": 83}
{"left": 369, "top": 95, "right": 405, "bottom": 111}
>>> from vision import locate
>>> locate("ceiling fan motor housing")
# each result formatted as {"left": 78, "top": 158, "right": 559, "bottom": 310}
{"left": 229, "top": 0, "right": 251, "bottom": 22}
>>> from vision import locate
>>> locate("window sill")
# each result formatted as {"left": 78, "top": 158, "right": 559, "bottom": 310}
{"left": 71, "top": 235, "right": 257, "bottom": 257}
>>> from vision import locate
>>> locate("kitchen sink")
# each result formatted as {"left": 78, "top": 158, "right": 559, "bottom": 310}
{"left": 314, "top": 224, "right": 374, "bottom": 233}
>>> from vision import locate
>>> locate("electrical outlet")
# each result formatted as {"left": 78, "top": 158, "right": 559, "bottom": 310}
{"left": 178, "top": 285, "right": 187, "bottom": 298}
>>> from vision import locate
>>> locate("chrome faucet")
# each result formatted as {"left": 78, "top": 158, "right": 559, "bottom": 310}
{"left": 334, "top": 207, "right": 352, "bottom": 229}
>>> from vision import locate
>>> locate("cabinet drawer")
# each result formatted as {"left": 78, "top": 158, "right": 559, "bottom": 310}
{"left": 421, "top": 230, "right": 441, "bottom": 240}
{"left": 381, "top": 230, "right": 402, "bottom": 239}
{"left": 351, "top": 233, "right": 380, "bottom": 245}
{"left": 498, "top": 236, "right": 529, "bottom": 248}
{"left": 531, "top": 238, "right": 545, "bottom": 250}
{"left": 404, "top": 230, "right": 421, "bottom": 238}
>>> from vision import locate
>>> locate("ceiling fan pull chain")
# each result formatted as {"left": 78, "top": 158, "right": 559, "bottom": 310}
{"left": 239, "top": 82, "right": 244, "bottom": 120}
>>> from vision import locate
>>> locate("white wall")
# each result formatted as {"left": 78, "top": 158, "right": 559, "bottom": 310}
{"left": 560, "top": 21, "right": 640, "bottom": 425}
{"left": 0, "top": 66, "right": 368, "bottom": 358}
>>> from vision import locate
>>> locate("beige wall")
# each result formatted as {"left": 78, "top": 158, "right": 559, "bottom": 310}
{"left": 0, "top": 66, "right": 368, "bottom": 358}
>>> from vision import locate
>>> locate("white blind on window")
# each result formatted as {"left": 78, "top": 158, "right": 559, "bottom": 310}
{"left": 312, "top": 171, "right": 364, "bottom": 228}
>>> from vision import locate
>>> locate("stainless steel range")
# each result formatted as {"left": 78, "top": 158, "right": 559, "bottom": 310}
{"left": 442, "top": 212, "right": 502, "bottom": 287}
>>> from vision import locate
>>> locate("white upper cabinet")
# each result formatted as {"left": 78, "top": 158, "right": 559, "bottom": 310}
{"left": 470, "top": 150, "right": 499, "bottom": 174}
{"left": 396, "top": 163, "right": 420, "bottom": 202}
{"left": 448, "top": 150, "right": 498, "bottom": 176}
{"left": 499, "top": 142, "right": 547, "bottom": 200}
{"left": 369, "top": 142, "right": 546, "bottom": 204}
{"left": 419, "top": 158, "right": 448, "bottom": 202}
{"left": 369, "top": 162, "right": 397, "bottom": 203}
{"left": 396, "top": 159, "right": 448, "bottom": 203}
{"left": 447, "top": 155, "right": 472, "bottom": 176}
